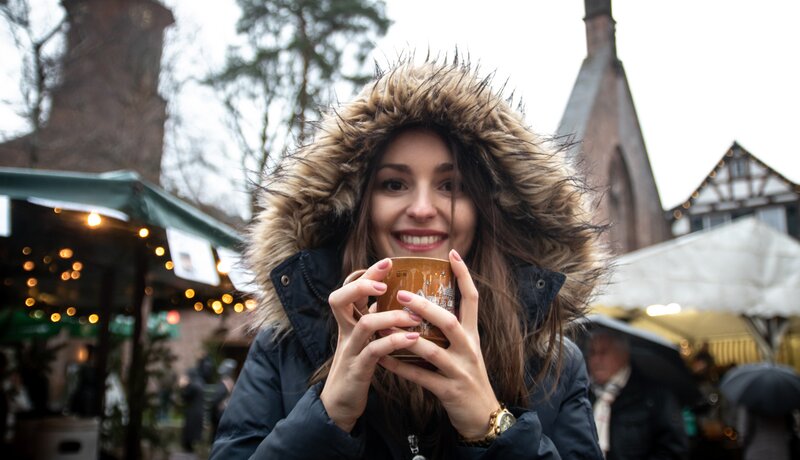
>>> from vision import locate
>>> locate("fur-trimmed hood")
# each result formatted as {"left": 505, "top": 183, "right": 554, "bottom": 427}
{"left": 246, "top": 59, "right": 605, "bottom": 332}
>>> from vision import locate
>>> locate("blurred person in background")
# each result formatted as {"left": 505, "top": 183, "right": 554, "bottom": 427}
{"left": 210, "top": 358, "right": 237, "bottom": 439}
{"left": 735, "top": 407, "right": 795, "bottom": 460}
{"left": 180, "top": 362, "right": 207, "bottom": 453}
{"left": 587, "top": 331, "right": 688, "bottom": 460}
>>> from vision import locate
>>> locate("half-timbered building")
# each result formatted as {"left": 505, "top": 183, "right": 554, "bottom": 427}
{"left": 668, "top": 141, "right": 799, "bottom": 240}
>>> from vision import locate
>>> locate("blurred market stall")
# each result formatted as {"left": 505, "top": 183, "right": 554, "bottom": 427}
{"left": 0, "top": 167, "right": 255, "bottom": 459}
{"left": 592, "top": 217, "right": 800, "bottom": 367}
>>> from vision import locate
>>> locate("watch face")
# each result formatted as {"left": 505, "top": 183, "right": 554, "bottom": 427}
{"left": 497, "top": 411, "right": 517, "bottom": 433}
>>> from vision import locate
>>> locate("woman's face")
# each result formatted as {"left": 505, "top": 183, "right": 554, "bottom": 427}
{"left": 369, "top": 129, "right": 477, "bottom": 260}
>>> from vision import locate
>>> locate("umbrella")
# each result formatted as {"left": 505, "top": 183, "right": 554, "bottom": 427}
{"left": 719, "top": 362, "right": 800, "bottom": 416}
{"left": 572, "top": 314, "right": 702, "bottom": 406}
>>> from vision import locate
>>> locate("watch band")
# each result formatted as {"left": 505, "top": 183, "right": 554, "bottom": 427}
{"left": 458, "top": 404, "right": 516, "bottom": 447}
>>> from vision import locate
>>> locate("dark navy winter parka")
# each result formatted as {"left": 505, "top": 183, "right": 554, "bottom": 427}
{"left": 210, "top": 247, "right": 603, "bottom": 459}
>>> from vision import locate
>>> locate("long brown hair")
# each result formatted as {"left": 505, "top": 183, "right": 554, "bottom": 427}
{"left": 311, "top": 124, "right": 566, "bottom": 443}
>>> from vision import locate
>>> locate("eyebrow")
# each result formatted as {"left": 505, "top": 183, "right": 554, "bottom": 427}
{"left": 376, "top": 163, "right": 454, "bottom": 174}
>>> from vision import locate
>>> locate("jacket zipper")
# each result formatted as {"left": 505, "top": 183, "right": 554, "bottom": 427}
{"left": 407, "top": 434, "right": 426, "bottom": 460}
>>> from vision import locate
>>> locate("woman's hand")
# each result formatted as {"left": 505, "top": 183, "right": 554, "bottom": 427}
{"left": 377, "top": 249, "right": 501, "bottom": 440}
{"left": 320, "top": 258, "right": 423, "bottom": 432}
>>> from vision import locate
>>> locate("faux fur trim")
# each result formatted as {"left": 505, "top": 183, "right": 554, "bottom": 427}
{"left": 246, "top": 57, "right": 607, "bottom": 333}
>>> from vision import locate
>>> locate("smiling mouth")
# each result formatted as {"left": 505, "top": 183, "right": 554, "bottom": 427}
{"left": 398, "top": 234, "right": 444, "bottom": 245}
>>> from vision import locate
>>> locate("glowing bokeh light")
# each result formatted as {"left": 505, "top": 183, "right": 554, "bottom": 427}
{"left": 87, "top": 212, "right": 102, "bottom": 227}
{"left": 166, "top": 310, "right": 180, "bottom": 325}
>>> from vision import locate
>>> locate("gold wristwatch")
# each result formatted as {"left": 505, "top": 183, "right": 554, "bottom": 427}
{"left": 459, "top": 404, "right": 517, "bottom": 447}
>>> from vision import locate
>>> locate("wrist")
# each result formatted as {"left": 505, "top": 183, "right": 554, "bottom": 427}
{"left": 457, "top": 404, "right": 500, "bottom": 440}
{"left": 319, "top": 388, "right": 357, "bottom": 433}
{"left": 458, "top": 403, "right": 517, "bottom": 447}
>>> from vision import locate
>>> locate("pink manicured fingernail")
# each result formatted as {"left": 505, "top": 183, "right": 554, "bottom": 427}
{"left": 451, "top": 249, "right": 462, "bottom": 262}
{"left": 408, "top": 312, "right": 422, "bottom": 322}
{"left": 397, "top": 290, "right": 412, "bottom": 302}
{"left": 373, "top": 281, "right": 387, "bottom": 291}
{"left": 405, "top": 332, "right": 420, "bottom": 340}
{"left": 377, "top": 258, "right": 390, "bottom": 269}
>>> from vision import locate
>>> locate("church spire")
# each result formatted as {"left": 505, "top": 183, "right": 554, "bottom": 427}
{"left": 584, "top": 0, "right": 616, "bottom": 58}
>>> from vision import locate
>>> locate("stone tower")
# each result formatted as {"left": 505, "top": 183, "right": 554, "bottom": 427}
{"left": 557, "top": 0, "right": 669, "bottom": 253}
{"left": 0, "top": 0, "right": 174, "bottom": 185}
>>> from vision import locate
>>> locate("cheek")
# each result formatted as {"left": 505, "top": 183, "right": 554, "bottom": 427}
{"left": 369, "top": 196, "right": 388, "bottom": 230}
{"left": 455, "top": 201, "right": 478, "bottom": 246}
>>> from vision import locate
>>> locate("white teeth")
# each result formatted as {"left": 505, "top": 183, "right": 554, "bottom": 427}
{"left": 400, "top": 235, "right": 442, "bottom": 245}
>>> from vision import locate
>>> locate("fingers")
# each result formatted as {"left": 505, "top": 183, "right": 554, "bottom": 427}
{"left": 352, "top": 331, "right": 422, "bottom": 375}
{"left": 395, "top": 289, "right": 470, "bottom": 351}
{"left": 343, "top": 310, "right": 422, "bottom": 356}
{"left": 378, "top": 354, "right": 447, "bottom": 392}
{"left": 399, "top": 336, "right": 463, "bottom": 375}
{"left": 449, "top": 249, "right": 480, "bottom": 334}
{"left": 328, "top": 278, "right": 387, "bottom": 324}
{"left": 328, "top": 258, "right": 393, "bottom": 324}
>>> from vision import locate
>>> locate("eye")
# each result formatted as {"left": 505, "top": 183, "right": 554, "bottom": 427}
{"left": 380, "top": 179, "right": 405, "bottom": 192}
{"left": 439, "top": 179, "right": 463, "bottom": 195}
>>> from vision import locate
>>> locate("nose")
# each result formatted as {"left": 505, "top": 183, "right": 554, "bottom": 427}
{"left": 406, "top": 188, "right": 437, "bottom": 221}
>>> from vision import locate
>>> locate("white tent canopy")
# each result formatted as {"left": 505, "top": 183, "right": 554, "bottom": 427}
{"left": 594, "top": 217, "right": 800, "bottom": 318}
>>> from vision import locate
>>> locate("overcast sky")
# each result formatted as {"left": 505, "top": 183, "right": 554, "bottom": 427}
{"left": 2, "top": 0, "right": 798, "bottom": 212}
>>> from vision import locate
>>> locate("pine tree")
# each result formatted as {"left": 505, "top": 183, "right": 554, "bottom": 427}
{"left": 205, "top": 0, "right": 391, "bottom": 212}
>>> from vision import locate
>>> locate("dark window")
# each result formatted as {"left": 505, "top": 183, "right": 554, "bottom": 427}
{"left": 730, "top": 157, "right": 748, "bottom": 178}
{"left": 707, "top": 213, "right": 730, "bottom": 229}
{"left": 787, "top": 203, "right": 799, "bottom": 240}
{"left": 690, "top": 215, "right": 704, "bottom": 232}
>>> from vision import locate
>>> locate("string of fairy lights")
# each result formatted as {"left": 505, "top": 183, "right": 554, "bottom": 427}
{"left": 14, "top": 205, "right": 255, "bottom": 329}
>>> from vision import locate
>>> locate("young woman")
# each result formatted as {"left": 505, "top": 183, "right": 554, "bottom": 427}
{"left": 210, "top": 59, "right": 606, "bottom": 459}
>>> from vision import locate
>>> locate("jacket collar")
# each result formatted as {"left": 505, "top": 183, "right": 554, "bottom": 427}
{"left": 271, "top": 248, "right": 566, "bottom": 368}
